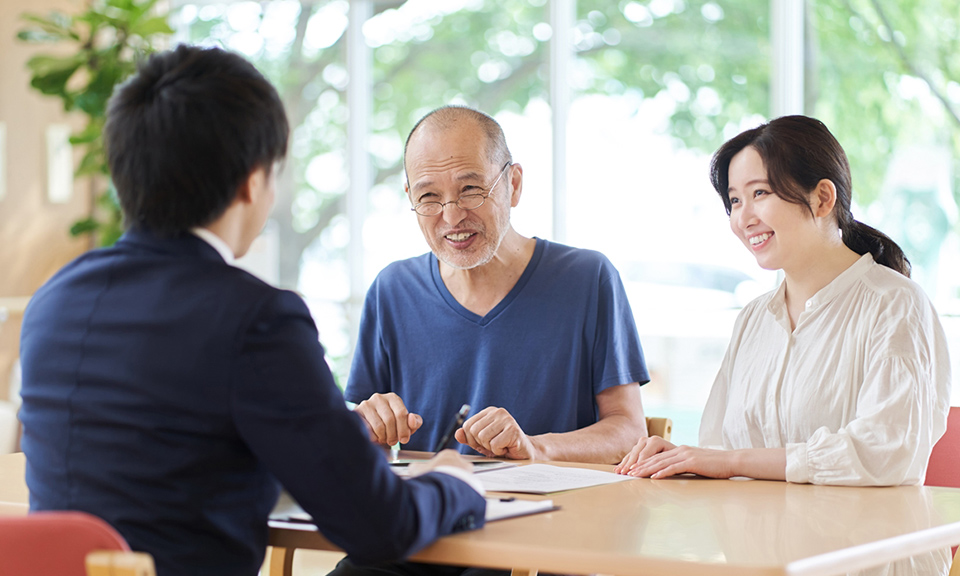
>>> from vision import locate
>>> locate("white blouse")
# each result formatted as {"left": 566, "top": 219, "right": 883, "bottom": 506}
{"left": 699, "top": 254, "right": 952, "bottom": 576}
{"left": 700, "top": 253, "right": 950, "bottom": 486}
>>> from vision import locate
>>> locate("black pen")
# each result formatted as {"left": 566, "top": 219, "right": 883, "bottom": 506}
{"left": 433, "top": 403, "right": 471, "bottom": 452}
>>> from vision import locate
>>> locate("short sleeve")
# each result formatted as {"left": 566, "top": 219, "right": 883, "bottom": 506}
{"left": 592, "top": 260, "right": 650, "bottom": 395}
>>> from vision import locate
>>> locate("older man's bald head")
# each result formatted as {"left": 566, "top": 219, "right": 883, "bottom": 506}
{"left": 403, "top": 106, "right": 512, "bottom": 179}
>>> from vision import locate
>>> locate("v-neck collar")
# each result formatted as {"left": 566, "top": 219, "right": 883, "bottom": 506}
{"left": 430, "top": 238, "right": 545, "bottom": 326}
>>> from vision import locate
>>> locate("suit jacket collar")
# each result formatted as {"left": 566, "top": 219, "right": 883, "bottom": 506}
{"left": 116, "top": 228, "right": 227, "bottom": 264}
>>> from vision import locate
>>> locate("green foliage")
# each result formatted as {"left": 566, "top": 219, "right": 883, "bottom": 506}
{"left": 811, "top": 0, "right": 960, "bottom": 207}
{"left": 18, "top": 0, "right": 173, "bottom": 246}
{"left": 177, "top": 0, "right": 960, "bottom": 288}
{"left": 576, "top": 0, "right": 770, "bottom": 152}
{"left": 572, "top": 0, "right": 960, "bottom": 209}
{"left": 369, "top": 2, "right": 551, "bottom": 129}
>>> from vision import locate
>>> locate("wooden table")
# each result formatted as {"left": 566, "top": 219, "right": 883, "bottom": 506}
{"left": 3, "top": 452, "right": 960, "bottom": 576}
{"left": 268, "top": 458, "right": 960, "bottom": 576}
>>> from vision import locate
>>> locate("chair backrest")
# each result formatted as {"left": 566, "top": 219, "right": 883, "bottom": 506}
{"left": 0, "top": 511, "right": 130, "bottom": 576}
{"left": 646, "top": 417, "right": 672, "bottom": 441}
{"left": 926, "top": 406, "right": 960, "bottom": 488}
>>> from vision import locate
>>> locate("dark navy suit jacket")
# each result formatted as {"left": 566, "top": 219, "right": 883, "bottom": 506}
{"left": 19, "top": 229, "right": 485, "bottom": 576}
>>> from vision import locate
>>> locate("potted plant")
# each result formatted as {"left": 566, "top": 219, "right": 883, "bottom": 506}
{"left": 17, "top": 0, "right": 172, "bottom": 246}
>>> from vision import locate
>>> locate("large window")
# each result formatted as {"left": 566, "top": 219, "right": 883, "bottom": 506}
{"left": 173, "top": 0, "right": 960, "bottom": 445}
{"left": 566, "top": 1, "right": 774, "bottom": 440}
{"left": 361, "top": 0, "right": 553, "bottom": 308}
{"left": 809, "top": 0, "right": 960, "bottom": 309}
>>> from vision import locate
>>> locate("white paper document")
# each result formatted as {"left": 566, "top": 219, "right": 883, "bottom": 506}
{"left": 476, "top": 463, "right": 635, "bottom": 494}
{"left": 268, "top": 491, "right": 317, "bottom": 532}
{"left": 484, "top": 497, "right": 556, "bottom": 521}
{"left": 389, "top": 459, "right": 516, "bottom": 478}
{"left": 268, "top": 491, "right": 554, "bottom": 525}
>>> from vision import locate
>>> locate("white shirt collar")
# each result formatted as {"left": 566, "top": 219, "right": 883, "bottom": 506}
{"left": 766, "top": 252, "right": 876, "bottom": 332}
{"left": 190, "top": 227, "right": 235, "bottom": 265}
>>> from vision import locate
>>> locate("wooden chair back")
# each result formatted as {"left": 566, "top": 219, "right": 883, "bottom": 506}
{"left": 645, "top": 417, "right": 672, "bottom": 441}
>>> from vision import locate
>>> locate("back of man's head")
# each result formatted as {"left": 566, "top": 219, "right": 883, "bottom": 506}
{"left": 105, "top": 44, "right": 289, "bottom": 235}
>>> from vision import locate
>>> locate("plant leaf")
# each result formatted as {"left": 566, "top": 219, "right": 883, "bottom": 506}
{"left": 106, "top": 0, "right": 137, "bottom": 11}
{"left": 25, "top": 53, "right": 84, "bottom": 76}
{"left": 69, "top": 122, "right": 102, "bottom": 145}
{"left": 70, "top": 218, "right": 100, "bottom": 236}
{"left": 18, "top": 12, "right": 78, "bottom": 39}
{"left": 76, "top": 149, "right": 107, "bottom": 176}
{"left": 74, "top": 67, "right": 122, "bottom": 117}
{"left": 132, "top": 16, "right": 173, "bottom": 37}
{"left": 26, "top": 55, "right": 84, "bottom": 98}
{"left": 98, "top": 226, "right": 123, "bottom": 247}
{"left": 16, "top": 30, "right": 64, "bottom": 43}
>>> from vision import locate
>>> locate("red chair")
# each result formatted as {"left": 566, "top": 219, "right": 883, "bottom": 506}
{"left": 0, "top": 511, "right": 154, "bottom": 576}
{"left": 926, "top": 406, "right": 960, "bottom": 576}
{"left": 926, "top": 406, "right": 960, "bottom": 488}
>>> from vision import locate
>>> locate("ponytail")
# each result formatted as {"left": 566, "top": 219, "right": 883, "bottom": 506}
{"left": 841, "top": 219, "right": 911, "bottom": 277}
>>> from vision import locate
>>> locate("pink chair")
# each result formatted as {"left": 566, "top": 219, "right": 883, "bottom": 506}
{"left": 926, "top": 407, "right": 960, "bottom": 576}
{"left": 926, "top": 406, "right": 960, "bottom": 488}
{"left": 0, "top": 510, "right": 153, "bottom": 576}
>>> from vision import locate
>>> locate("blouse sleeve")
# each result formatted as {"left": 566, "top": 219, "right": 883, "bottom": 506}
{"left": 699, "top": 305, "right": 751, "bottom": 450}
{"left": 786, "top": 288, "right": 951, "bottom": 486}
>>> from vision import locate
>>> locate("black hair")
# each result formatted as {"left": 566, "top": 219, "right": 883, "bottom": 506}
{"left": 710, "top": 115, "right": 910, "bottom": 277}
{"left": 104, "top": 44, "right": 289, "bottom": 235}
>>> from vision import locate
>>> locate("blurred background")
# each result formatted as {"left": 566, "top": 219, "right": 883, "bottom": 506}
{"left": 2, "top": 0, "right": 959, "bottom": 449}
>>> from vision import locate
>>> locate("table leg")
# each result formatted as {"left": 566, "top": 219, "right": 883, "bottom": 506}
{"left": 267, "top": 546, "right": 295, "bottom": 576}
{"left": 509, "top": 569, "right": 538, "bottom": 576}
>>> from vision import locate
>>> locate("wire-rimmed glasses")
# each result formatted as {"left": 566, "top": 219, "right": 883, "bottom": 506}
{"left": 410, "top": 162, "right": 512, "bottom": 217}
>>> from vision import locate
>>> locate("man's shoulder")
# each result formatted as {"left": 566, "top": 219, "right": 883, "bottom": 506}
{"left": 30, "top": 236, "right": 300, "bottom": 319}
{"left": 371, "top": 252, "right": 434, "bottom": 287}
{"left": 537, "top": 239, "right": 619, "bottom": 277}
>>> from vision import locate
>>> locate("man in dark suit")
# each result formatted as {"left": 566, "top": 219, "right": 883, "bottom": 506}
{"left": 18, "top": 45, "right": 485, "bottom": 576}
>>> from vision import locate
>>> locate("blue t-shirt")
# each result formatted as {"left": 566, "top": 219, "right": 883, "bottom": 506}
{"left": 345, "top": 238, "right": 649, "bottom": 453}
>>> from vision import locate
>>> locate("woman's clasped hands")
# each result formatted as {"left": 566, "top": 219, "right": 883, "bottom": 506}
{"left": 614, "top": 437, "right": 738, "bottom": 479}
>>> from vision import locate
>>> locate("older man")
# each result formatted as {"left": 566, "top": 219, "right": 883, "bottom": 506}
{"left": 345, "top": 106, "right": 649, "bottom": 464}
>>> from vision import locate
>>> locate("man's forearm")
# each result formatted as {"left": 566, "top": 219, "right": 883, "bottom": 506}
{"left": 529, "top": 414, "right": 648, "bottom": 464}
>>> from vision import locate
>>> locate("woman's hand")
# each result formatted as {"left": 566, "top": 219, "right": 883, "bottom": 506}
{"left": 614, "top": 436, "right": 677, "bottom": 474}
{"left": 616, "top": 438, "right": 787, "bottom": 481}
{"left": 623, "top": 445, "right": 742, "bottom": 479}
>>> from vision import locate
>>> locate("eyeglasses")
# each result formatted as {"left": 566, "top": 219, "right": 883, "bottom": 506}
{"left": 411, "top": 162, "right": 512, "bottom": 217}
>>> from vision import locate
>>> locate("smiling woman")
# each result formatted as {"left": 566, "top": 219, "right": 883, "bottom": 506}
{"left": 613, "top": 117, "right": 954, "bottom": 574}
{"left": 617, "top": 116, "right": 951, "bottom": 510}
{"left": 714, "top": 116, "right": 911, "bottom": 284}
